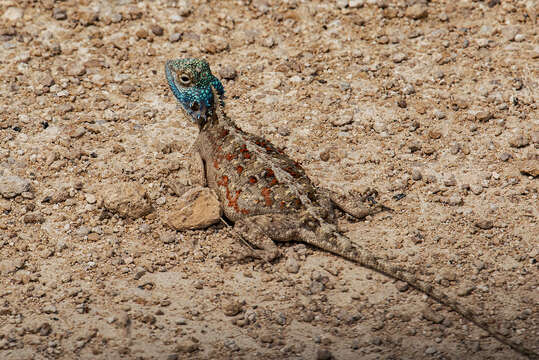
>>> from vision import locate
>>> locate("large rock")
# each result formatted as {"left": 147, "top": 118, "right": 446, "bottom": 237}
{"left": 165, "top": 187, "right": 221, "bottom": 230}
{"left": 102, "top": 182, "right": 153, "bottom": 219}
{"left": 0, "top": 176, "right": 31, "bottom": 199}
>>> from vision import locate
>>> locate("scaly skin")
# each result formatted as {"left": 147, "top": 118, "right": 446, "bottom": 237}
{"left": 165, "top": 58, "right": 537, "bottom": 359}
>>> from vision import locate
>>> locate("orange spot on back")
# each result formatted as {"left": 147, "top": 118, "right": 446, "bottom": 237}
{"left": 213, "top": 160, "right": 219, "bottom": 169}
{"left": 236, "top": 165, "right": 243, "bottom": 174}
{"left": 249, "top": 176, "right": 257, "bottom": 184}
{"left": 227, "top": 189, "right": 242, "bottom": 212}
{"left": 225, "top": 153, "right": 235, "bottom": 161}
{"left": 217, "top": 175, "right": 229, "bottom": 186}
{"left": 239, "top": 144, "right": 251, "bottom": 159}
{"left": 261, "top": 187, "right": 273, "bottom": 207}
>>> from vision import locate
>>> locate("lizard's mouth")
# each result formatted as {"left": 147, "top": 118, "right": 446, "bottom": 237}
{"left": 190, "top": 101, "right": 200, "bottom": 112}
{"left": 188, "top": 100, "right": 210, "bottom": 127}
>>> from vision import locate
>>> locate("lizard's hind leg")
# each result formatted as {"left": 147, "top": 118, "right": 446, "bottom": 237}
{"left": 322, "top": 187, "right": 389, "bottom": 219}
{"left": 233, "top": 214, "right": 300, "bottom": 262}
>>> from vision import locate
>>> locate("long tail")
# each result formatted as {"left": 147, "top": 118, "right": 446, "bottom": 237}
{"left": 311, "top": 231, "right": 538, "bottom": 359}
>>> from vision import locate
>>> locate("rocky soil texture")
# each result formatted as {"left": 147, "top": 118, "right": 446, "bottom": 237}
{"left": 0, "top": 0, "right": 537, "bottom": 359}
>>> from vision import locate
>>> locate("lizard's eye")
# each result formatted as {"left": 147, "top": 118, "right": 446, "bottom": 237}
{"left": 178, "top": 74, "right": 191, "bottom": 85}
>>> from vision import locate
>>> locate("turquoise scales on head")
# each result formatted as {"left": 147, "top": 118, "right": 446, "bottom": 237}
{"left": 165, "top": 58, "right": 225, "bottom": 126}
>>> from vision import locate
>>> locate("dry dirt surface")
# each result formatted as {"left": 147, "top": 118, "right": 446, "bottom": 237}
{"left": 0, "top": 0, "right": 538, "bottom": 359}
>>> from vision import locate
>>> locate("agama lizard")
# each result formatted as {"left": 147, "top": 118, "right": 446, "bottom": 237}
{"left": 165, "top": 58, "right": 537, "bottom": 359}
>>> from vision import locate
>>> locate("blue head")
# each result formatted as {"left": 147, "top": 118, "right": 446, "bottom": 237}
{"left": 165, "top": 58, "right": 225, "bottom": 126}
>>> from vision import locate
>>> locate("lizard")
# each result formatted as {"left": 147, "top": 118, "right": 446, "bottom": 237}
{"left": 164, "top": 58, "right": 537, "bottom": 359}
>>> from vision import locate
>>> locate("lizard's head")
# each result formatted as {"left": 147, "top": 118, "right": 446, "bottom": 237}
{"left": 165, "top": 58, "right": 224, "bottom": 126}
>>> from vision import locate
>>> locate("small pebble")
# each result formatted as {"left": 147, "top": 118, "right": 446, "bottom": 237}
{"left": 422, "top": 309, "right": 445, "bottom": 324}
{"left": 285, "top": 256, "right": 300, "bottom": 274}
{"left": 175, "top": 339, "right": 199, "bottom": 353}
{"left": 53, "top": 8, "right": 67, "bottom": 20}
{"left": 332, "top": 113, "right": 353, "bottom": 126}
{"left": 403, "top": 84, "right": 415, "bottom": 95}
{"left": 499, "top": 152, "right": 512, "bottom": 162}
{"left": 169, "top": 33, "right": 181, "bottom": 42}
{"left": 160, "top": 233, "right": 177, "bottom": 244}
{"left": 349, "top": 0, "right": 364, "bottom": 8}
{"left": 395, "top": 281, "right": 409, "bottom": 292}
{"left": 120, "top": 84, "right": 136, "bottom": 96}
{"left": 411, "top": 169, "right": 422, "bottom": 181}
{"left": 309, "top": 280, "right": 325, "bottom": 294}
{"left": 150, "top": 25, "right": 164, "bottom": 36}
{"left": 475, "top": 111, "right": 492, "bottom": 122}
{"left": 219, "top": 65, "right": 237, "bottom": 80}
{"left": 514, "top": 34, "right": 525, "bottom": 42}
{"left": 136, "top": 29, "right": 148, "bottom": 39}
{"left": 475, "top": 220, "right": 493, "bottom": 230}
{"left": 433, "top": 110, "right": 445, "bottom": 120}
{"left": 336, "top": 0, "right": 348, "bottom": 9}
{"left": 316, "top": 348, "right": 333, "bottom": 360}
{"left": 509, "top": 134, "right": 530, "bottom": 148}
{"left": 405, "top": 4, "right": 428, "bottom": 20}
{"left": 224, "top": 339, "right": 240, "bottom": 351}
{"left": 392, "top": 52, "right": 407, "bottom": 63}
{"left": 85, "top": 194, "right": 96, "bottom": 204}
{"left": 139, "top": 223, "right": 150, "bottom": 234}
{"left": 320, "top": 149, "right": 330, "bottom": 162}
{"left": 278, "top": 126, "right": 290, "bottom": 136}
{"left": 470, "top": 184, "right": 483, "bottom": 195}
{"left": 429, "top": 130, "right": 442, "bottom": 139}
{"left": 443, "top": 176, "right": 456, "bottom": 187}
{"left": 302, "top": 311, "right": 315, "bottom": 322}
{"left": 447, "top": 195, "right": 463, "bottom": 206}
{"left": 223, "top": 300, "right": 242, "bottom": 317}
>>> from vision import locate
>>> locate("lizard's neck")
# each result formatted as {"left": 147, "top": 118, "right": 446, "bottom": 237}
{"left": 198, "top": 103, "right": 236, "bottom": 132}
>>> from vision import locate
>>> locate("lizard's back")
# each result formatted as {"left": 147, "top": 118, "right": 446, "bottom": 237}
{"left": 197, "top": 116, "right": 330, "bottom": 222}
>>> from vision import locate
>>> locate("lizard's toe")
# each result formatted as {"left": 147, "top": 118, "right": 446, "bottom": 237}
{"left": 253, "top": 248, "right": 281, "bottom": 263}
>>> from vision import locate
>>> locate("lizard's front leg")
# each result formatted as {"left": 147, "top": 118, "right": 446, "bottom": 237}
{"left": 186, "top": 147, "right": 207, "bottom": 187}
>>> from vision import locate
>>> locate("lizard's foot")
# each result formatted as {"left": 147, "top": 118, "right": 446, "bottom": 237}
{"left": 234, "top": 217, "right": 281, "bottom": 262}
{"left": 325, "top": 187, "right": 390, "bottom": 220}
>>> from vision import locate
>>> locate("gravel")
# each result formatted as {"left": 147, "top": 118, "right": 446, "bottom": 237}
{"left": 0, "top": 1, "right": 536, "bottom": 359}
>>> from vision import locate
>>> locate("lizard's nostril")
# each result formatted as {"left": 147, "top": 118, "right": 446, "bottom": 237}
{"left": 191, "top": 101, "right": 200, "bottom": 111}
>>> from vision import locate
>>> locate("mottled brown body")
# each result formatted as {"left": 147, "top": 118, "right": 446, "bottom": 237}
{"left": 182, "top": 87, "right": 536, "bottom": 359}
{"left": 194, "top": 108, "right": 335, "bottom": 224}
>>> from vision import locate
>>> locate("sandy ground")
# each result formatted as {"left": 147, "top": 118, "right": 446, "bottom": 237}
{"left": 0, "top": 0, "right": 537, "bottom": 359}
